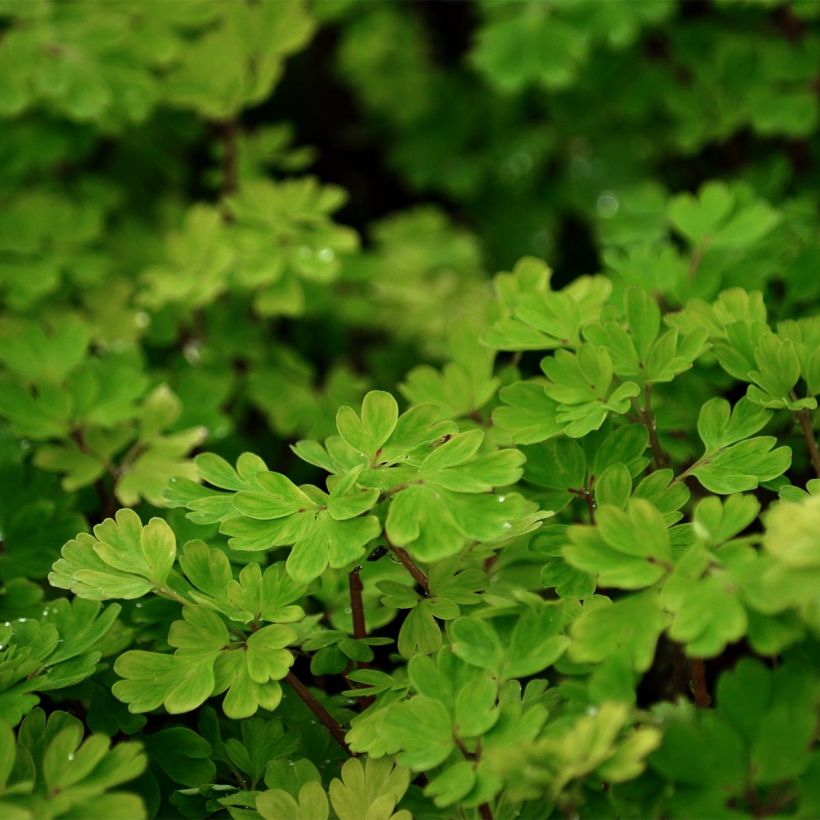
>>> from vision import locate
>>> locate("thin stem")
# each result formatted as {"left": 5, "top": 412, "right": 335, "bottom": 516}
{"left": 479, "top": 804, "right": 494, "bottom": 820}
{"left": 70, "top": 428, "right": 117, "bottom": 520}
{"left": 688, "top": 658, "right": 710, "bottom": 708}
{"left": 687, "top": 238, "right": 709, "bottom": 280}
{"left": 636, "top": 384, "right": 669, "bottom": 470}
{"left": 568, "top": 486, "right": 595, "bottom": 524}
{"left": 348, "top": 568, "right": 367, "bottom": 640}
{"left": 286, "top": 671, "right": 351, "bottom": 755}
{"left": 387, "top": 540, "right": 430, "bottom": 595}
{"left": 795, "top": 407, "right": 820, "bottom": 478}
{"left": 154, "top": 585, "right": 192, "bottom": 607}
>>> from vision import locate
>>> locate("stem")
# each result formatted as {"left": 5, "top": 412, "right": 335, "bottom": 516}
{"left": 70, "top": 428, "right": 117, "bottom": 520}
{"left": 348, "top": 568, "right": 367, "bottom": 640}
{"left": 387, "top": 540, "right": 430, "bottom": 595}
{"left": 479, "top": 804, "right": 494, "bottom": 820}
{"left": 636, "top": 384, "right": 669, "bottom": 470}
{"left": 795, "top": 407, "right": 820, "bottom": 478}
{"left": 154, "top": 585, "right": 192, "bottom": 607}
{"left": 688, "top": 658, "right": 710, "bottom": 708}
{"left": 568, "top": 486, "right": 596, "bottom": 524}
{"left": 687, "top": 238, "right": 709, "bottom": 280}
{"left": 286, "top": 671, "right": 351, "bottom": 755}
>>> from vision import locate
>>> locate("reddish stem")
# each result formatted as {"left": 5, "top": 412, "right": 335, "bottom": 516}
{"left": 689, "top": 658, "right": 711, "bottom": 708}
{"left": 285, "top": 671, "right": 351, "bottom": 754}
{"left": 348, "top": 568, "right": 367, "bottom": 640}
{"left": 387, "top": 541, "right": 430, "bottom": 595}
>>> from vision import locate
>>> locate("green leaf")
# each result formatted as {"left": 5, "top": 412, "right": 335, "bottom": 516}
{"left": 382, "top": 696, "right": 454, "bottom": 771}
{"left": 142, "top": 727, "right": 216, "bottom": 788}
{"left": 492, "top": 380, "right": 562, "bottom": 444}
{"left": 328, "top": 757, "right": 411, "bottom": 820}
{"left": 570, "top": 591, "right": 670, "bottom": 672}
{"left": 662, "top": 552, "right": 748, "bottom": 658}
{"left": 336, "top": 390, "right": 399, "bottom": 460}
{"left": 542, "top": 345, "right": 639, "bottom": 437}
{"left": 284, "top": 512, "right": 381, "bottom": 582}
{"left": 424, "top": 760, "right": 476, "bottom": 808}
{"left": 597, "top": 499, "right": 671, "bottom": 560}
{"left": 257, "top": 782, "right": 329, "bottom": 820}
{"left": 113, "top": 607, "right": 227, "bottom": 714}
{"left": 450, "top": 617, "right": 503, "bottom": 672}
{"left": 50, "top": 510, "right": 178, "bottom": 600}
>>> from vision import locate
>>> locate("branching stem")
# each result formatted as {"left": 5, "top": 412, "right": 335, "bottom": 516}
{"left": 569, "top": 485, "right": 596, "bottom": 524}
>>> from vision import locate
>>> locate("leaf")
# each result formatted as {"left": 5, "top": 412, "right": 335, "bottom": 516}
{"left": 113, "top": 607, "right": 228, "bottom": 714}
{"left": 692, "top": 398, "right": 791, "bottom": 493}
{"left": 142, "top": 727, "right": 216, "bottom": 788}
{"left": 691, "top": 437, "right": 792, "bottom": 494}
{"left": 9, "top": 708, "right": 146, "bottom": 816}
{"left": 336, "top": 390, "right": 399, "bottom": 460}
{"left": 505, "top": 608, "right": 571, "bottom": 678}
{"left": 542, "top": 345, "right": 640, "bottom": 437}
{"left": 328, "top": 757, "right": 411, "bottom": 820}
{"left": 382, "top": 696, "right": 454, "bottom": 771}
{"left": 696, "top": 397, "right": 770, "bottom": 453}
{"left": 50, "top": 510, "right": 178, "bottom": 601}
{"left": 570, "top": 592, "right": 670, "bottom": 672}
{"left": 0, "top": 318, "right": 91, "bottom": 384}
{"left": 693, "top": 495, "right": 759, "bottom": 546}
{"left": 257, "top": 782, "right": 329, "bottom": 820}
{"left": 650, "top": 704, "right": 746, "bottom": 789}
{"left": 284, "top": 512, "right": 381, "bottom": 583}
{"left": 99, "top": 514, "right": 175, "bottom": 583}
{"left": 492, "top": 380, "right": 562, "bottom": 444}
{"left": 454, "top": 674, "right": 499, "bottom": 737}
{"left": 662, "top": 557, "right": 748, "bottom": 658}
{"left": 450, "top": 617, "right": 503, "bottom": 672}
{"left": 424, "top": 760, "right": 476, "bottom": 808}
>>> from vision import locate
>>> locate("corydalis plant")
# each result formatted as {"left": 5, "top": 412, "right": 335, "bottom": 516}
{"left": 44, "top": 262, "right": 820, "bottom": 818}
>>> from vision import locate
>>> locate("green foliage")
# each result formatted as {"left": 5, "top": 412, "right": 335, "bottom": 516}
{"left": 1, "top": 1, "right": 820, "bottom": 818}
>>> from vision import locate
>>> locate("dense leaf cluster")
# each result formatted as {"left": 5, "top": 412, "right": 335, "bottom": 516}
{"left": 1, "top": 1, "right": 819, "bottom": 818}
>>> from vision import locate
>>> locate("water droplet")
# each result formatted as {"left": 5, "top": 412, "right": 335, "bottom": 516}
{"left": 17, "top": 618, "right": 27, "bottom": 623}
{"left": 2, "top": 622, "right": 10, "bottom": 627}
{"left": 183, "top": 340, "right": 201, "bottom": 365}
{"left": 134, "top": 311, "right": 150, "bottom": 329}
{"left": 596, "top": 191, "right": 620, "bottom": 219}
{"left": 585, "top": 706, "right": 599, "bottom": 716}
{"left": 344, "top": 607, "right": 352, "bottom": 615}
{"left": 318, "top": 248, "right": 335, "bottom": 263}
{"left": 20, "top": 439, "right": 30, "bottom": 451}
{"left": 502, "top": 522, "right": 512, "bottom": 530}
{"left": 42, "top": 609, "right": 50, "bottom": 616}
{"left": 68, "top": 752, "right": 75, "bottom": 761}
{"left": 135, "top": 602, "right": 143, "bottom": 609}
{"left": 497, "top": 495, "right": 506, "bottom": 503}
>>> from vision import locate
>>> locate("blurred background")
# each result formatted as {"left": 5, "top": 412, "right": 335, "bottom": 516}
{"left": 1, "top": 0, "right": 819, "bottom": 572}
